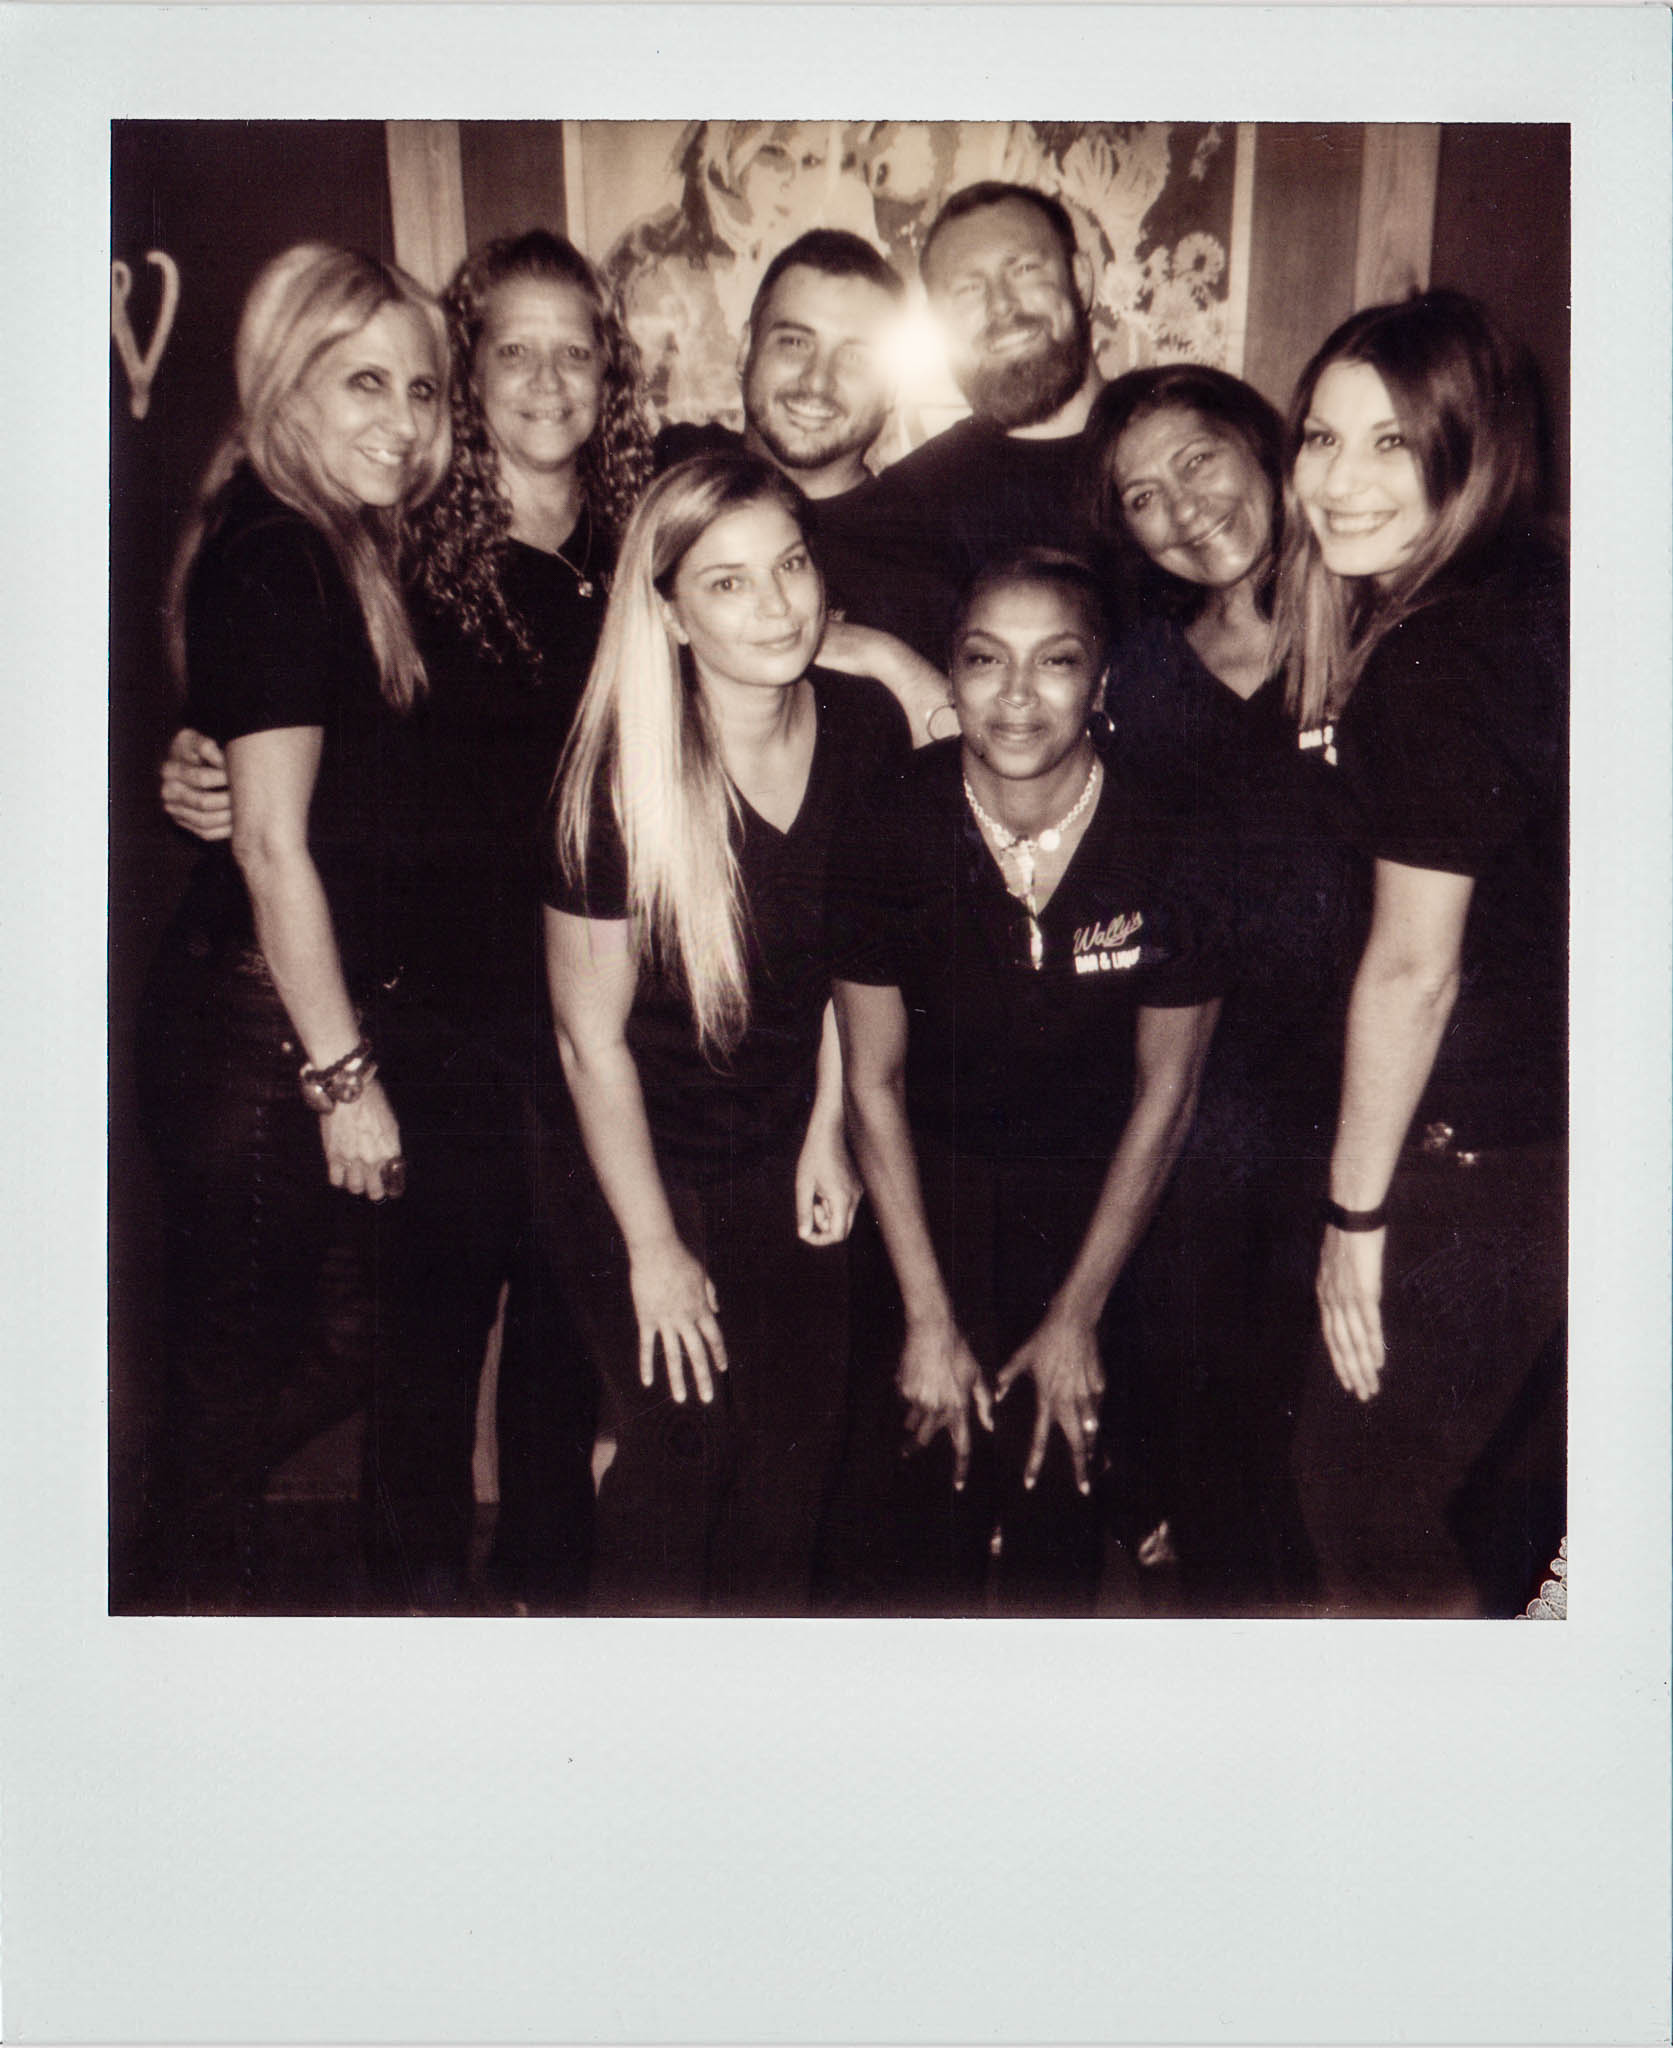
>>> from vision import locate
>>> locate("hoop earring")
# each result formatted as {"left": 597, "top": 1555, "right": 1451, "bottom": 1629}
{"left": 1087, "top": 705, "right": 1116, "bottom": 748}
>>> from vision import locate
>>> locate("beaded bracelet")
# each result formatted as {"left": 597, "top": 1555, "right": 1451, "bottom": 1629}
{"left": 299, "top": 1038, "right": 377, "bottom": 1114}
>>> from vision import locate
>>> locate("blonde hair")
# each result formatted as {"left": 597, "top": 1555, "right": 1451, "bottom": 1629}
{"left": 167, "top": 243, "right": 452, "bottom": 711}
{"left": 554, "top": 452, "right": 814, "bottom": 1058}
{"left": 1274, "top": 290, "right": 1543, "bottom": 729}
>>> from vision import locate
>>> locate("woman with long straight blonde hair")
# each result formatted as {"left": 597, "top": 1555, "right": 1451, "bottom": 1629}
{"left": 137, "top": 243, "right": 450, "bottom": 1610}
{"left": 546, "top": 449, "right": 913, "bottom": 1614}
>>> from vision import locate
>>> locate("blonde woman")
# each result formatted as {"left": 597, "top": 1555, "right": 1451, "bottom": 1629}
{"left": 545, "top": 450, "right": 911, "bottom": 1614}
{"left": 136, "top": 244, "right": 449, "bottom": 1609}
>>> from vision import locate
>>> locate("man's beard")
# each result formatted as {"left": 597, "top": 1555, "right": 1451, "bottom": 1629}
{"left": 749, "top": 391, "right": 886, "bottom": 481}
{"left": 962, "top": 300, "right": 1093, "bottom": 432}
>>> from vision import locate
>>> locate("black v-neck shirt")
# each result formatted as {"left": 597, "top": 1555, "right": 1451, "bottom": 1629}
{"left": 543, "top": 667, "right": 911, "bottom": 1185}
{"left": 833, "top": 740, "right": 1229, "bottom": 1161}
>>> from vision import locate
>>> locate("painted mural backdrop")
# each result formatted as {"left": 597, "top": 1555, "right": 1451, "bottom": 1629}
{"left": 577, "top": 121, "right": 1240, "bottom": 443}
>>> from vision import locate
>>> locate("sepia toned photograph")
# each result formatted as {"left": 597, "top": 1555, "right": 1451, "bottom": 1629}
{"left": 109, "top": 115, "right": 1571, "bottom": 1624}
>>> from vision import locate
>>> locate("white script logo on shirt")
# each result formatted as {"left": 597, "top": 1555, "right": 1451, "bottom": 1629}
{"left": 1072, "top": 910, "right": 1143, "bottom": 974}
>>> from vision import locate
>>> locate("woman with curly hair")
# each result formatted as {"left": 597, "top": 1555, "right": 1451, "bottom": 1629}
{"left": 162, "top": 231, "right": 654, "bottom": 1611}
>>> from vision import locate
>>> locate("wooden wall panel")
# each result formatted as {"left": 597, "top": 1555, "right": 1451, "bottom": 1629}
{"left": 1242, "top": 125, "right": 1363, "bottom": 413}
{"left": 1354, "top": 124, "right": 1441, "bottom": 307}
{"left": 459, "top": 121, "right": 568, "bottom": 250}
{"left": 1432, "top": 123, "right": 1570, "bottom": 514}
{"left": 386, "top": 120, "right": 467, "bottom": 293}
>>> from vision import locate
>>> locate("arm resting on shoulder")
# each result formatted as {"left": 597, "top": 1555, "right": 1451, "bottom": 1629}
{"left": 834, "top": 978, "right": 991, "bottom": 1485}
{"left": 544, "top": 906, "right": 727, "bottom": 1404}
{"left": 1317, "top": 857, "right": 1474, "bottom": 1401}
{"left": 817, "top": 618, "right": 952, "bottom": 747}
{"left": 997, "top": 998, "right": 1219, "bottom": 1491}
{"left": 226, "top": 725, "right": 401, "bottom": 1200}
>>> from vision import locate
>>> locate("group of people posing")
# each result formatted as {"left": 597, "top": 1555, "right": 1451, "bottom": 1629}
{"left": 139, "top": 178, "right": 1567, "bottom": 1620}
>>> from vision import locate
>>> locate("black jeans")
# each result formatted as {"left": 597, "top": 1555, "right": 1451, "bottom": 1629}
{"left": 1292, "top": 1137, "right": 1567, "bottom": 1616}
{"left": 360, "top": 1002, "right": 597, "bottom": 1612}
{"left": 566, "top": 1146, "right": 850, "bottom": 1616}
{"left": 135, "top": 928, "right": 373, "bottom": 1609}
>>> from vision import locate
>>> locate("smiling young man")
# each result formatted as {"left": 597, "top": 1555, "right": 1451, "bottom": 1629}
{"left": 847, "top": 182, "right": 1109, "bottom": 664}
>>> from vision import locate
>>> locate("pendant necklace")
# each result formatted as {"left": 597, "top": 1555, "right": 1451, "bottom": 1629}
{"left": 964, "top": 755, "right": 1101, "bottom": 970}
{"left": 549, "top": 507, "right": 595, "bottom": 598}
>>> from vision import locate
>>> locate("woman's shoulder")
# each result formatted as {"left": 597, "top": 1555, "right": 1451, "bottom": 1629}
{"left": 1383, "top": 531, "right": 1567, "bottom": 670}
{"left": 808, "top": 663, "right": 914, "bottom": 760}
{"left": 194, "top": 468, "right": 345, "bottom": 615}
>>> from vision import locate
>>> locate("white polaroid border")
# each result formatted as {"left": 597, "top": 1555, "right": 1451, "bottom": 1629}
{"left": 2, "top": 6, "right": 1667, "bottom": 2042}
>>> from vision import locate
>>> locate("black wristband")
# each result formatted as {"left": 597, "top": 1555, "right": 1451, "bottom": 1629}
{"left": 1321, "top": 1196, "right": 1388, "bottom": 1232}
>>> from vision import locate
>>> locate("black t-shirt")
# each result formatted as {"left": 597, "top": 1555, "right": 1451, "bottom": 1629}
{"left": 833, "top": 740, "right": 1229, "bottom": 1161}
{"left": 1335, "top": 537, "right": 1568, "bottom": 1145}
{"left": 652, "top": 420, "right": 878, "bottom": 631}
{"left": 543, "top": 667, "right": 912, "bottom": 1185}
{"left": 1104, "top": 611, "right": 1369, "bottom": 1136}
{"left": 179, "top": 466, "right": 397, "bottom": 991}
{"left": 399, "top": 526, "right": 609, "bottom": 1054}
{"left": 835, "top": 416, "right": 1101, "bottom": 665}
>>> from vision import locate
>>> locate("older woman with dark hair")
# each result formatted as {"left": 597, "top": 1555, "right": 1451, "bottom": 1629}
{"left": 1276, "top": 290, "right": 1567, "bottom": 1615}
{"left": 138, "top": 243, "right": 451, "bottom": 1609}
{"left": 1081, "top": 366, "right": 1366, "bottom": 1611}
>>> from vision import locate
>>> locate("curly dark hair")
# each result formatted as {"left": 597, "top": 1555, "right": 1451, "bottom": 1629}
{"left": 413, "top": 230, "right": 653, "bottom": 667}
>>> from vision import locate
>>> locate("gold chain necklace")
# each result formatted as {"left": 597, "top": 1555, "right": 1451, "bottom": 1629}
{"left": 963, "top": 757, "right": 1101, "bottom": 970}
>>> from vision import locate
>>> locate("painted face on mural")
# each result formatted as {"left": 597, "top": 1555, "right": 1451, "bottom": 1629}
{"left": 742, "top": 265, "right": 899, "bottom": 493}
{"left": 923, "top": 196, "right": 1095, "bottom": 432}
{"left": 293, "top": 303, "right": 444, "bottom": 510}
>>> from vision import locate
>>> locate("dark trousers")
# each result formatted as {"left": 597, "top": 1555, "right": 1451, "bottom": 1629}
{"left": 1291, "top": 1138, "right": 1567, "bottom": 1616}
{"left": 135, "top": 932, "right": 373, "bottom": 1609}
{"left": 821, "top": 1137, "right": 1132, "bottom": 1618}
{"left": 1127, "top": 1114, "right": 1323, "bottom": 1613}
{"left": 567, "top": 1148, "right": 850, "bottom": 1616}
{"left": 136, "top": 926, "right": 595, "bottom": 1613}
{"left": 361, "top": 1004, "right": 596, "bottom": 1612}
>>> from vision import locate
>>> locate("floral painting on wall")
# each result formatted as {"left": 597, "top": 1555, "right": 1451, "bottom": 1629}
{"left": 569, "top": 120, "right": 1244, "bottom": 447}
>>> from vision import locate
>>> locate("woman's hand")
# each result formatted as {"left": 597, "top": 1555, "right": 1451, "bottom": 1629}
{"left": 795, "top": 1118, "right": 863, "bottom": 1246}
{"left": 995, "top": 1309, "right": 1106, "bottom": 1496}
{"left": 161, "top": 727, "right": 232, "bottom": 841}
{"left": 1316, "top": 1223, "right": 1387, "bottom": 1402}
{"left": 628, "top": 1237, "right": 728, "bottom": 1406}
{"left": 320, "top": 1076, "right": 405, "bottom": 1204}
{"left": 897, "top": 1317, "right": 993, "bottom": 1490}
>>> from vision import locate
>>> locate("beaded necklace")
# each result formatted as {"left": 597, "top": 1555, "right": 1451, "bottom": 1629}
{"left": 963, "top": 755, "right": 1102, "bottom": 970}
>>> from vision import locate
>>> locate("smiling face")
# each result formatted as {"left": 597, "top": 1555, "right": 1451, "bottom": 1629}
{"left": 952, "top": 576, "right": 1104, "bottom": 788}
{"left": 1293, "top": 360, "right": 1432, "bottom": 582}
{"left": 742, "top": 264, "right": 898, "bottom": 494}
{"left": 662, "top": 496, "right": 825, "bottom": 695}
{"left": 1113, "top": 403, "right": 1274, "bottom": 594}
{"left": 473, "top": 275, "right": 604, "bottom": 482}
{"left": 293, "top": 303, "right": 444, "bottom": 509}
{"left": 922, "top": 196, "right": 1094, "bottom": 432}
